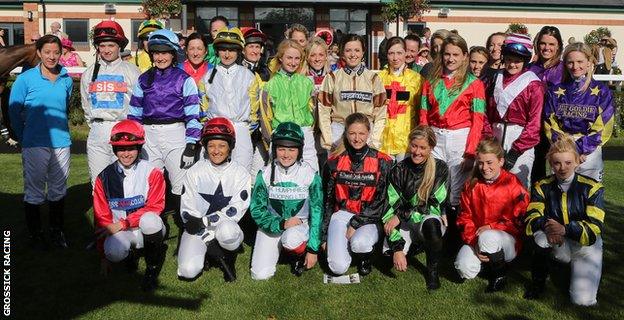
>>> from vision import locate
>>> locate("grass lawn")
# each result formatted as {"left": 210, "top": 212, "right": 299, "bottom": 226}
{"left": 2, "top": 150, "right": 623, "bottom": 320}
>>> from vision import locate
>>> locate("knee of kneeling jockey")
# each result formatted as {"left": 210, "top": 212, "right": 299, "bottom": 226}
{"left": 139, "top": 212, "right": 164, "bottom": 235}
{"left": 328, "top": 259, "right": 350, "bottom": 275}
{"left": 533, "top": 231, "right": 550, "bottom": 249}
{"left": 105, "top": 246, "right": 129, "bottom": 263}
{"left": 422, "top": 218, "right": 442, "bottom": 242}
{"left": 251, "top": 267, "right": 276, "bottom": 280}
{"left": 177, "top": 263, "right": 202, "bottom": 280}
{"left": 216, "top": 221, "right": 243, "bottom": 251}
{"left": 477, "top": 230, "right": 502, "bottom": 254}
{"left": 283, "top": 241, "right": 307, "bottom": 256}
{"left": 570, "top": 291, "right": 597, "bottom": 307}
{"left": 349, "top": 237, "right": 373, "bottom": 254}
{"left": 455, "top": 260, "right": 479, "bottom": 280}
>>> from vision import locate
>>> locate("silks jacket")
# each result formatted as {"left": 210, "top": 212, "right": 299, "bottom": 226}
{"left": 128, "top": 66, "right": 202, "bottom": 144}
{"left": 544, "top": 78, "right": 615, "bottom": 155}
{"left": 458, "top": 170, "right": 529, "bottom": 252}
{"left": 134, "top": 50, "right": 152, "bottom": 73}
{"left": 322, "top": 145, "right": 393, "bottom": 241}
{"left": 93, "top": 160, "right": 166, "bottom": 254}
{"left": 383, "top": 157, "right": 449, "bottom": 252}
{"left": 378, "top": 65, "right": 424, "bottom": 155}
{"left": 198, "top": 64, "right": 255, "bottom": 125}
{"left": 317, "top": 63, "right": 387, "bottom": 150}
{"left": 81, "top": 57, "right": 140, "bottom": 123}
{"left": 483, "top": 70, "right": 544, "bottom": 153}
{"left": 181, "top": 158, "right": 252, "bottom": 242}
{"left": 259, "top": 70, "right": 315, "bottom": 145}
{"left": 419, "top": 73, "right": 486, "bottom": 158}
{"left": 528, "top": 60, "right": 564, "bottom": 89}
{"left": 525, "top": 173, "right": 605, "bottom": 246}
{"left": 250, "top": 161, "right": 323, "bottom": 253}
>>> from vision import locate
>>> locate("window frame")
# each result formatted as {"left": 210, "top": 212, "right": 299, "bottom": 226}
{"left": 63, "top": 19, "right": 90, "bottom": 45}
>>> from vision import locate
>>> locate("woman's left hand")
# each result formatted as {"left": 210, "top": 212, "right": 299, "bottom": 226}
{"left": 346, "top": 226, "right": 356, "bottom": 240}
{"left": 441, "top": 215, "right": 448, "bottom": 227}
{"left": 305, "top": 252, "right": 318, "bottom": 269}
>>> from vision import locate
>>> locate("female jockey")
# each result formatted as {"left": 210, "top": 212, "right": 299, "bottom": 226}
{"left": 182, "top": 32, "right": 209, "bottom": 85}
{"left": 483, "top": 34, "right": 544, "bottom": 188}
{"left": 419, "top": 34, "right": 485, "bottom": 217}
{"left": 544, "top": 42, "right": 614, "bottom": 181}
{"left": 177, "top": 118, "right": 252, "bottom": 282}
{"left": 93, "top": 120, "right": 167, "bottom": 292}
{"left": 378, "top": 36, "right": 423, "bottom": 161}
{"left": 128, "top": 28, "right": 202, "bottom": 244}
{"left": 323, "top": 113, "right": 393, "bottom": 276}
{"left": 250, "top": 122, "right": 323, "bottom": 280}
{"left": 199, "top": 27, "right": 256, "bottom": 174}
{"left": 524, "top": 134, "right": 605, "bottom": 306}
{"left": 455, "top": 138, "right": 528, "bottom": 292}
{"left": 468, "top": 46, "right": 489, "bottom": 79}
{"left": 318, "top": 34, "right": 386, "bottom": 152}
{"left": 134, "top": 19, "right": 164, "bottom": 72}
{"left": 259, "top": 40, "right": 318, "bottom": 171}
{"left": 81, "top": 19, "right": 140, "bottom": 185}
{"left": 9, "top": 35, "right": 73, "bottom": 249}
{"left": 383, "top": 126, "right": 449, "bottom": 290}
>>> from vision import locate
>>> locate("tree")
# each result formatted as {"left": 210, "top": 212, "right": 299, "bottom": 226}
{"left": 584, "top": 27, "right": 612, "bottom": 46}
{"left": 141, "top": 0, "right": 182, "bottom": 20}
{"left": 382, "top": 0, "right": 431, "bottom": 36}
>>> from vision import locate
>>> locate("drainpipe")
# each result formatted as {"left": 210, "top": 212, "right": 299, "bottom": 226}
{"left": 40, "top": 0, "right": 46, "bottom": 35}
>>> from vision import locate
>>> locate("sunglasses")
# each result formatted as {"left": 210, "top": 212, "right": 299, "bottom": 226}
{"left": 204, "top": 125, "right": 234, "bottom": 136}
{"left": 111, "top": 133, "right": 141, "bottom": 142}
{"left": 94, "top": 27, "right": 118, "bottom": 36}
{"left": 215, "top": 32, "right": 241, "bottom": 41}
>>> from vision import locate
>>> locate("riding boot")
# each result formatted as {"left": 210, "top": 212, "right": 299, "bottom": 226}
{"left": 424, "top": 247, "right": 441, "bottom": 290}
{"left": 422, "top": 218, "right": 443, "bottom": 291}
{"left": 485, "top": 250, "right": 507, "bottom": 293}
{"left": 24, "top": 202, "right": 48, "bottom": 250}
{"left": 290, "top": 253, "right": 306, "bottom": 277}
{"left": 141, "top": 231, "right": 166, "bottom": 292}
{"left": 124, "top": 249, "right": 139, "bottom": 273}
{"left": 206, "top": 240, "right": 236, "bottom": 282}
{"left": 354, "top": 252, "right": 372, "bottom": 276}
{"left": 48, "top": 198, "right": 68, "bottom": 248}
{"left": 524, "top": 246, "right": 551, "bottom": 300}
{"left": 171, "top": 195, "right": 184, "bottom": 256}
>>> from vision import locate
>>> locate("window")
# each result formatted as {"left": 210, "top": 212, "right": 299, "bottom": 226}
{"left": 330, "top": 9, "right": 368, "bottom": 35}
{"left": 0, "top": 23, "right": 24, "bottom": 46}
{"left": 63, "top": 19, "right": 89, "bottom": 44}
{"left": 196, "top": 7, "right": 239, "bottom": 31}
{"left": 130, "top": 19, "right": 143, "bottom": 44}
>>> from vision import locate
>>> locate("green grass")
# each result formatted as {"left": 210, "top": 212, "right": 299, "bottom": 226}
{"left": 2, "top": 153, "right": 624, "bottom": 320}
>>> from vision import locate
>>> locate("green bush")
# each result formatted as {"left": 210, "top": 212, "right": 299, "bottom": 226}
{"left": 68, "top": 78, "right": 86, "bottom": 126}
{"left": 613, "top": 90, "right": 623, "bottom": 137}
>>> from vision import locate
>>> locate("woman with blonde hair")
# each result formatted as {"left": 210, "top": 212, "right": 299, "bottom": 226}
{"left": 544, "top": 42, "right": 614, "bottom": 181}
{"left": 378, "top": 36, "right": 423, "bottom": 161}
{"left": 524, "top": 134, "right": 605, "bottom": 306}
{"left": 259, "top": 39, "right": 318, "bottom": 171}
{"left": 383, "top": 125, "right": 449, "bottom": 290}
{"left": 419, "top": 34, "right": 486, "bottom": 218}
{"left": 455, "top": 137, "right": 528, "bottom": 292}
{"left": 322, "top": 112, "right": 393, "bottom": 276}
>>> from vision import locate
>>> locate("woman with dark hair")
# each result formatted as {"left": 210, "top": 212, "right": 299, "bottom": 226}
{"left": 529, "top": 26, "right": 565, "bottom": 87}
{"left": 199, "top": 27, "right": 256, "bottom": 174}
{"left": 182, "top": 32, "right": 209, "bottom": 85}
{"left": 322, "top": 113, "right": 393, "bottom": 276}
{"left": 9, "top": 34, "right": 73, "bottom": 249}
{"left": 483, "top": 34, "right": 544, "bottom": 188}
{"left": 206, "top": 15, "right": 229, "bottom": 66}
{"left": 419, "top": 34, "right": 486, "bottom": 217}
{"left": 383, "top": 126, "right": 449, "bottom": 290}
{"left": 404, "top": 34, "right": 422, "bottom": 72}
{"left": 378, "top": 36, "right": 423, "bottom": 161}
{"left": 318, "top": 34, "right": 386, "bottom": 152}
{"left": 468, "top": 46, "right": 489, "bottom": 79}
{"left": 455, "top": 138, "right": 528, "bottom": 292}
{"left": 480, "top": 32, "right": 506, "bottom": 90}
{"left": 419, "top": 29, "right": 452, "bottom": 78}
{"left": 544, "top": 43, "right": 614, "bottom": 181}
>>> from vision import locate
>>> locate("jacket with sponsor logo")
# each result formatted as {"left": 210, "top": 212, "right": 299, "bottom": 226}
{"left": 419, "top": 73, "right": 486, "bottom": 158}
{"left": 322, "top": 145, "right": 393, "bottom": 241}
{"left": 458, "top": 170, "right": 529, "bottom": 251}
{"left": 80, "top": 57, "right": 140, "bottom": 123}
{"left": 250, "top": 161, "right": 323, "bottom": 253}
{"left": 378, "top": 66, "right": 423, "bottom": 155}
{"left": 383, "top": 157, "right": 449, "bottom": 252}
{"left": 181, "top": 158, "right": 251, "bottom": 242}
{"left": 483, "top": 70, "right": 544, "bottom": 153}
{"left": 544, "top": 79, "right": 614, "bottom": 155}
{"left": 93, "top": 160, "right": 166, "bottom": 254}
{"left": 317, "top": 63, "right": 387, "bottom": 149}
{"left": 525, "top": 173, "right": 605, "bottom": 246}
{"left": 198, "top": 64, "right": 256, "bottom": 125}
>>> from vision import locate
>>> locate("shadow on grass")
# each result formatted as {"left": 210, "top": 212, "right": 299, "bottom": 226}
{"left": 5, "top": 181, "right": 208, "bottom": 320}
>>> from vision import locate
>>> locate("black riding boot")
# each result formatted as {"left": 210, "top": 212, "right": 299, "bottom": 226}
{"left": 353, "top": 252, "right": 372, "bottom": 276}
{"left": 290, "top": 253, "right": 306, "bottom": 277}
{"left": 206, "top": 240, "right": 236, "bottom": 282}
{"left": 171, "top": 195, "right": 184, "bottom": 256}
{"left": 49, "top": 198, "right": 68, "bottom": 248}
{"left": 524, "top": 246, "right": 551, "bottom": 300}
{"left": 485, "top": 250, "right": 507, "bottom": 292}
{"left": 141, "top": 231, "right": 166, "bottom": 292}
{"left": 25, "top": 202, "right": 48, "bottom": 250}
{"left": 422, "top": 219, "right": 443, "bottom": 291}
